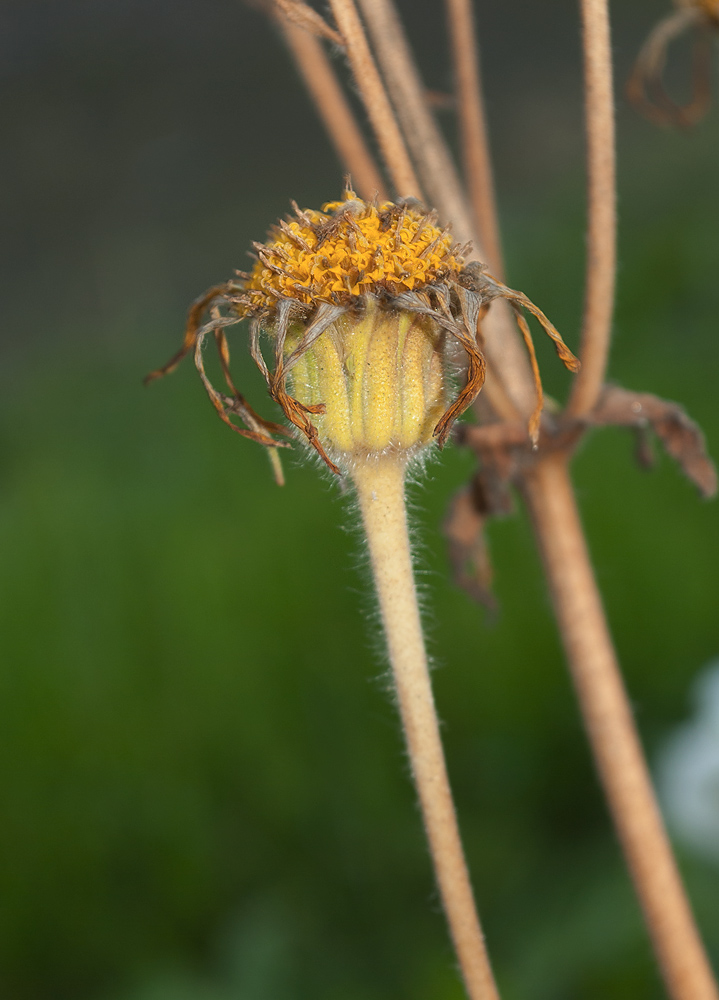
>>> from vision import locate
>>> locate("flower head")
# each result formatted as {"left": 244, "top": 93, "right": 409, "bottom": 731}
{"left": 146, "top": 188, "right": 579, "bottom": 481}
{"left": 241, "top": 192, "right": 465, "bottom": 308}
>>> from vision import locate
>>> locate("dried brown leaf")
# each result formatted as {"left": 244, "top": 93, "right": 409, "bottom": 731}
{"left": 590, "top": 385, "right": 717, "bottom": 498}
{"left": 443, "top": 485, "right": 497, "bottom": 613}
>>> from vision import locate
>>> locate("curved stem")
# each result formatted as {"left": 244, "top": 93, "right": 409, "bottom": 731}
{"left": 445, "top": 0, "right": 503, "bottom": 278}
{"left": 352, "top": 455, "right": 500, "bottom": 1000}
{"left": 326, "top": 0, "right": 421, "bottom": 197}
{"left": 277, "top": 17, "right": 388, "bottom": 201}
{"left": 567, "top": 0, "right": 617, "bottom": 417}
{"left": 522, "top": 454, "right": 719, "bottom": 1000}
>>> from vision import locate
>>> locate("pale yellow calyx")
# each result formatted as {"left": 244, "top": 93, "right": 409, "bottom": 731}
{"left": 242, "top": 189, "right": 466, "bottom": 313}
{"left": 286, "top": 299, "right": 447, "bottom": 465}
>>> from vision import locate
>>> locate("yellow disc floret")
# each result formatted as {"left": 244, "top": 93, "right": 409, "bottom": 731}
{"left": 241, "top": 189, "right": 467, "bottom": 313}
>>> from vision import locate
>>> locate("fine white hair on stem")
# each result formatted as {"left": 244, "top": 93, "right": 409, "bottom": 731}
{"left": 352, "top": 453, "right": 500, "bottom": 1000}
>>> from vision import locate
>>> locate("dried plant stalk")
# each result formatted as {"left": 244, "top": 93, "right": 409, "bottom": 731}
{"left": 523, "top": 455, "right": 719, "bottom": 1000}
{"left": 355, "top": 0, "right": 473, "bottom": 243}
{"left": 353, "top": 456, "right": 499, "bottom": 1000}
{"left": 326, "top": 0, "right": 420, "bottom": 196}
{"left": 271, "top": 0, "right": 344, "bottom": 45}
{"left": 445, "top": 0, "right": 503, "bottom": 277}
{"left": 276, "top": 16, "right": 388, "bottom": 201}
{"left": 521, "top": 3, "right": 717, "bottom": 993}
{"left": 567, "top": 0, "right": 617, "bottom": 417}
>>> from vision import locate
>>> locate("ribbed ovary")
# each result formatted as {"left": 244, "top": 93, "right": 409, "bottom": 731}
{"left": 288, "top": 299, "right": 447, "bottom": 460}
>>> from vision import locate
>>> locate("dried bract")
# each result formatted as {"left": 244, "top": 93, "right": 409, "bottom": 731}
{"left": 146, "top": 187, "right": 578, "bottom": 479}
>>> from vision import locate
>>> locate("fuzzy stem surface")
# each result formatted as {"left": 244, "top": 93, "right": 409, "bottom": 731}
{"left": 327, "top": 0, "right": 420, "bottom": 197}
{"left": 445, "top": 0, "right": 503, "bottom": 278}
{"left": 352, "top": 454, "right": 499, "bottom": 1000}
{"left": 523, "top": 454, "right": 719, "bottom": 1000}
{"left": 355, "top": 0, "right": 474, "bottom": 244}
{"left": 567, "top": 0, "right": 616, "bottom": 416}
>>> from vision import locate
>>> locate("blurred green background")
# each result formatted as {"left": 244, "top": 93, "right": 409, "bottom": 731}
{"left": 1, "top": 1, "right": 718, "bottom": 998}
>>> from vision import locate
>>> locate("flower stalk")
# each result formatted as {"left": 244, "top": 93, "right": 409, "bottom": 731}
{"left": 567, "top": 0, "right": 617, "bottom": 418}
{"left": 326, "top": 0, "right": 420, "bottom": 196}
{"left": 445, "top": 0, "right": 503, "bottom": 277}
{"left": 353, "top": 454, "right": 499, "bottom": 1000}
{"left": 523, "top": 454, "right": 719, "bottom": 1000}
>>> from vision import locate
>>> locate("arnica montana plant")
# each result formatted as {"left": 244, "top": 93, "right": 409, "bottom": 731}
{"left": 146, "top": 0, "right": 719, "bottom": 995}
{"left": 146, "top": 186, "right": 578, "bottom": 1000}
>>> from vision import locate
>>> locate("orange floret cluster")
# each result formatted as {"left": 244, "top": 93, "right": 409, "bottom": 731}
{"left": 240, "top": 190, "right": 467, "bottom": 313}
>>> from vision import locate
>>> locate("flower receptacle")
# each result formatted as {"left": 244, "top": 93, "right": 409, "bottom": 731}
{"left": 286, "top": 298, "right": 447, "bottom": 467}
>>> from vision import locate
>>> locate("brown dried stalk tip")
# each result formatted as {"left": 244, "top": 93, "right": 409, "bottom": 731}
{"left": 145, "top": 190, "right": 579, "bottom": 478}
{"left": 271, "top": 0, "right": 344, "bottom": 47}
{"left": 627, "top": 0, "right": 719, "bottom": 127}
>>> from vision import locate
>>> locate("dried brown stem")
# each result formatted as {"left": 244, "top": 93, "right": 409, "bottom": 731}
{"left": 326, "top": 0, "right": 420, "bottom": 197}
{"left": 271, "top": 0, "right": 344, "bottom": 46}
{"left": 531, "top": 5, "right": 717, "bottom": 993}
{"left": 445, "top": 0, "right": 503, "bottom": 278}
{"left": 276, "top": 17, "right": 388, "bottom": 200}
{"left": 354, "top": 0, "right": 473, "bottom": 244}
{"left": 567, "top": 0, "right": 617, "bottom": 417}
{"left": 523, "top": 455, "right": 719, "bottom": 1000}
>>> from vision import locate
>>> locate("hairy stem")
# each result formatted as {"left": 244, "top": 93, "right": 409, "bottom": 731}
{"left": 523, "top": 454, "right": 719, "bottom": 1000}
{"left": 567, "top": 0, "right": 617, "bottom": 416}
{"left": 277, "top": 17, "right": 388, "bottom": 201}
{"left": 352, "top": 455, "right": 500, "bottom": 1000}
{"left": 326, "top": 0, "right": 420, "bottom": 197}
{"left": 445, "top": 0, "right": 503, "bottom": 278}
